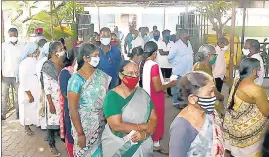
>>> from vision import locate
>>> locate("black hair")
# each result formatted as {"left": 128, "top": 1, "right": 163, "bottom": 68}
{"left": 38, "top": 39, "right": 47, "bottom": 48}
{"left": 48, "top": 41, "right": 62, "bottom": 59}
{"left": 129, "top": 47, "right": 144, "bottom": 59}
{"left": 228, "top": 58, "right": 260, "bottom": 110}
{"left": 8, "top": 28, "right": 18, "bottom": 33}
{"left": 179, "top": 72, "right": 211, "bottom": 101}
{"left": 162, "top": 30, "right": 171, "bottom": 37}
{"left": 63, "top": 47, "right": 79, "bottom": 68}
{"left": 143, "top": 41, "right": 158, "bottom": 58}
{"left": 76, "top": 43, "right": 98, "bottom": 71}
{"left": 100, "top": 27, "right": 111, "bottom": 34}
{"left": 140, "top": 41, "right": 158, "bottom": 76}
{"left": 58, "top": 38, "right": 67, "bottom": 50}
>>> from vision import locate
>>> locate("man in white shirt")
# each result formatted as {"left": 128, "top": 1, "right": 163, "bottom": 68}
{"left": 157, "top": 30, "right": 174, "bottom": 96}
{"left": 149, "top": 25, "right": 158, "bottom": 39}
{"left": 131, "top": 30, "right": 145, "bottom": 52}
{"left": 150, "top": 30, "right": 161, "bottom": 44}
{"left": 168, "top": 29, "right": 194, "bottom": 108}
{"left": 2, "top": 28, "right": 25, "bottom": 120}
{"left": 242, "top": 39, "right": 265, "bottom": 86}
{"left": 213, "top": 37, "right": 229, "bottom": 92}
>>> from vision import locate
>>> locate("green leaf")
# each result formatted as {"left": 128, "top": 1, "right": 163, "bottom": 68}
{"left": 31, "top": 10, "right": 57, "bottom": 25}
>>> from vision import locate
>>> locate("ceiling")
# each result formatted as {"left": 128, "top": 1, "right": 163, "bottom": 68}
{"left": 76, "top": 0, "right": 268, "bottom": 8}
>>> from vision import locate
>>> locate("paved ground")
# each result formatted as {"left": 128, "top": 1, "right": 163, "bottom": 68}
{"left": 2, "top": 79, "right": 269, "bottom": 157}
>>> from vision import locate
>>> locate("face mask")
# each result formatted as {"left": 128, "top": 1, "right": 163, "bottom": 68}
{"left": 165, "top": 36, "right": 171, "bottom": 41}
{"left": 132, "top": 34, "right": 136, "bottom": 39}
{"left": 110, "top": 41, "right": 117, "bottom": 46}
{"left": 197, "top": 96, "right": 216, "bottom": 114}
{"left": 89, "top": 56, "right": 100, "bottom": 67}
{"left": 221, "top": 45, "right": 229, "bottom": 51}
{"left": 10, "top": 37, "right": 18, "bottom": 43}
{"left": 242, "top": 48, "right": 250, "bottom": 56}
{"left": 78, "top": 38, "right": 83, "bottom": 42}
{"left": 100, "top": 38, "right": 111, "bottom": 46}
{"left": 209, "top": 55, "right": 217, "bottom": 65}
{"left": 29, "top": 36, "right": 37, "bottom": 43}
{"left": 56, "top": 51, "right": 65, "bottom": 57}
{"left": 122, "top": 76, "right": 139, "bottom": 90}
{"left": 153, "top": 35, "right": 160, "bottom": 41}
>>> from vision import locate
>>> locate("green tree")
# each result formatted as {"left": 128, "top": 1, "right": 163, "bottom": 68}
{"left": 57, "top": 1, "right": 84, "bottom": 26}
{"left": 195, "top": 1, "right": 232, "bottom": 38}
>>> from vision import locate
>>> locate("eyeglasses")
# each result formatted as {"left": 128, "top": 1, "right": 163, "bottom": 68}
{"left": 122, "top": 71, "right": 139, "bottom": 78}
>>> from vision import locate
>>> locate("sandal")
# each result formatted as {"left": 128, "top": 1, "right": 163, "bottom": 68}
{"left": 153, "top": 146, "right": 169, "bottom": 155}
{"left": 49, "top": 147, "right": 61, "bottom": 157}
{"left": 25, "top": 128, "right": 34, "bottom": 136}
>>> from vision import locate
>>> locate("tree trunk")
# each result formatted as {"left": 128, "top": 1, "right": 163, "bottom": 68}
{"left": 52, "top": 1, "right": 65, "bottom": 37}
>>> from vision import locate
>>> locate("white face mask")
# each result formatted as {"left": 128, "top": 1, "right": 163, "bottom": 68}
{"left": 78, "top": 38, "right": 83, "bottom": 42}
{"left": 242, "top": 48, "right": 250, "bottom": 56}
{"left": 10, "top": 37, "right": 18, "bottom": 43}
{"left": 221, "top": 45, "right": 229, "bottom": 51}
{"left": 56, "top": 51, "right": 65, "bottom": 57}
{"left": 100, "top": 38, "right": 111, "bottom": 46}
{"left": 89, "top": 57, "right": 100, "bottom": 67}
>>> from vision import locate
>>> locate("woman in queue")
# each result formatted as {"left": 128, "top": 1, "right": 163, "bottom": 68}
{"left": 142, "top": 41, "right": 177, "bottom": 154}
{"left": 129, "top": 47, "right": 144, "bottom": 87}
{"left": 102, "top": 60, "right": 157, "bottom": 156}
{"left": 129, "top": 46, "right": 144, "bottom": 65}
{"left": 41, "top": 41, "right": 66, "bottom": 156}
{"left": 67, "top": 43, "right": 111, "bottom": 156}
{"left": 193, "top": 44, "right": 224, "bottom": 116}
{"left": 224, "top": 58, "right": 269, "bottom": 157}
{"left": 169, "top": 71, "right": 225, "bottom": 157}
{"left": 58, "top": 47, "right": 78, "bottom": 157}
{"left": 17, "top": 43, "right": 40, "bottom": 135}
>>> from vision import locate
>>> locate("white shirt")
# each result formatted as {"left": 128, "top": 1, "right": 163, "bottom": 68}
{"left": 213, "top": 46, "right": 227, "bottom": 80}
{"left": 131, "top": 36, "right": 145, "bottom": 50}
{"left": 2, "top": 41, "right": 25, "bottom": 77}
{"left": 157, "top": 40, "right": 174, "bottom": 68}
{"left": 251, "top": 53, "right": 264, "bottom": 85}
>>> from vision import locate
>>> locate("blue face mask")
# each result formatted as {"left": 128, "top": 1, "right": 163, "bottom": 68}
{"left": 153, "top": 35, "right": 160, "bottom": 41}
{"left": 165, "top": 36, "right": 171, "bottom": 41}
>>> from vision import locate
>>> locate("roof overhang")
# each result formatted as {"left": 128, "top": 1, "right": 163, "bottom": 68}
{"left": 77, "top": 0, "right": 268, "bottom": 8}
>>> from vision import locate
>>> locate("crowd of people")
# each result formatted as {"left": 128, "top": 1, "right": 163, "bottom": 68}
{"left": 1, "top": 25, "right": 269, "bottom": 157}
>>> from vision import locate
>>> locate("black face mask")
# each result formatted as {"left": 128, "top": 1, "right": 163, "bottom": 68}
{"left": 96, "top": 41, "right": 101, "bottom": 46}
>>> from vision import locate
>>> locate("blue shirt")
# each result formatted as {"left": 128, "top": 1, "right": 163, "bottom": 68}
{"left": 168, "top": 39, "right": 194, "bottom": 76}
{"left": 97, "top": 46, "right": 122, "bottom": 89}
